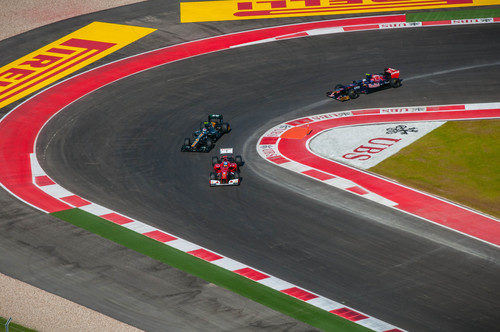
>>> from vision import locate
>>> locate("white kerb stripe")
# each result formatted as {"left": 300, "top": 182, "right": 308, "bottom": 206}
{"left": 40, "top": 184, "right": 73, "bottom": 198}
{"left": 79, "top": 203, "right": 114, "bottom": 215}
{"left": 258, "top": 276, "right": 295, "bottom": 291}
{"left": 211, "top": 257, "right": 248, "bottom": 271}
{"left": 30, "top": 153, "right": 45, "bottom": 177}
{"left": 363, "top": 192, "right": 398, "bottom": 207}
{"left": 307, "top": 296, "right": 344, "bottom": 311}
{"left": 167, "top": 239, "right": 200, "bottom": 252}
{"left": 122, "top": 221, "right": 157, "bottom": 234}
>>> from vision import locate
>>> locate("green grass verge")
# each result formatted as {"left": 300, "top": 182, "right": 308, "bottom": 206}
{"left": 406, "top": 7, "right": 500, "bottom": 22}
{"left": 0, "top": 317, "right": 36, "bottom": 332}
{"left": 51, "top": 208, "right": 371, "bottom": 332}
{"left": 370, "top": 120, "right": 500, "bottom": 218}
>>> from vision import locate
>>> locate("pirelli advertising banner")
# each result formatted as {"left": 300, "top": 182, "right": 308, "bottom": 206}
{"left": 180, "top": 0, "right": 498, "bottom": 23}
{"left": 0, "top": 22, "right": 155, "bottom": 109}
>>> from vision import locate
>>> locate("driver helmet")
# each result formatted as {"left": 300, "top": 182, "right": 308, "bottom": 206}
{"left": 223, "top": 161, "right": 228, "bottom": 167}
{"left": 202, "top": 127, "right": 207, "bottom": 132}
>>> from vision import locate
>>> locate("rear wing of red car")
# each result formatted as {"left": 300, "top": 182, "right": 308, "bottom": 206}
{"left": 385, "top": 68, "right": 400, "bottom": 78}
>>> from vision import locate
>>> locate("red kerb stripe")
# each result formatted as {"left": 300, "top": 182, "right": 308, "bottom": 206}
{"left": 267, "top": 155, "right": 289, "bottom": 164}
{"left": 260, "top": 137, "right": 279, "bottom": 145}
{"left": 426, "top": 105, "right": 465, "bottom": 111}
{"left": 422, "top": 20, "right": 451, "bottom": 26}
{"left": 281, "top": 287, "right": 318, "bottom": 301}
{"left": 233, "top": 267, "right": 270, "bottom": 281}
{"left": 188, "top": 248, "right": 223, "bottom": 262}
{"left": 35, "top": 175, "right": 55, "bottom": 186}
{"left": 143, "top": 230, "right": 177, "bottom": 242}
{"left": 60, "top": 195, "right": 91, "bottom": 207}
{"left": 330, "top": 307, "right": 368, "bottom": 321}
{"left": 343, "top": 24, "right": 380, "bottom": 31}
{"left": 286, "top": 118, "right": 312, "bottom": 126}
{"left": 100, "top": 212, "right": 134, "bottom": 225}
{"left": 346, "top": 186, "right": 369, "bottom": 195}
{"left": 351, "top": 109, "right": 380, "bottom": 115}
{"left": 302, "top": 169, "right": 334, "bottom": 181}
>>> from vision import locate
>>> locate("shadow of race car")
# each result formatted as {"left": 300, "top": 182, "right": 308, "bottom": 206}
{"left": 209, "top": 148, "right": 243, "bottom": 187}
{"left": 326, "top": 68, "right": 403, "bottom": 102}
{"left": 181, "top": 114, "right": 230, "bottom": 152}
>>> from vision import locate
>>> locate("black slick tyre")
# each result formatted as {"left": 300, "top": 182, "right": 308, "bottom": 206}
{"left": 235, "top": 155, "right": 243, "bottom": 166}
{"left": 348, "top": 89, "right": 359, "bottom": 99}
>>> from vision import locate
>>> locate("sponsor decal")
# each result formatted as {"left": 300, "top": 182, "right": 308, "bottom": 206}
{"left": 309, "top": 121, "right": 445, "bottom": 169}
{"left": 310, "top": 111, "right": 353, "bottom": 121}
{"left": 266, "top": 124, "right": 293, "bottom": 137}
{"left": 261, "top": 146, "right": 280, "bottom": 157}
{"left": 380, "top": 107, "right": 426, "bottom": 113}
{"left": 379, "top": 21, "right": 422, "bottom": 28}
{"left": 0, "top": 22, "right": 155, "bottom": 109}
{"left": 452, "top": 17, "right": 494, "bottom": 24}
{"left": 180, "top": 0, "right": 495, "bottom": 23}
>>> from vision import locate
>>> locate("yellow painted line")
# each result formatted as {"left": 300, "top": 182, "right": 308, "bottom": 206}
{"left": 181, "top": 0, "right": 499, "bottom": 23}
{"left": 0, "top": 22, "right": 156, "bottom": 109}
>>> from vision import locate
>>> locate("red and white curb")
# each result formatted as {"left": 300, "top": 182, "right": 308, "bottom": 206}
{"left": 29, "top": 154, "right": 403, "bottom": 332}
{"left": 257, "top": 103, "right": 500, "bottom": 247}
{"left": 2, "top": 14, "right": 499, "bottom": 332}
{"left": 231, "top": 17, "right": 499, "bottom": 47}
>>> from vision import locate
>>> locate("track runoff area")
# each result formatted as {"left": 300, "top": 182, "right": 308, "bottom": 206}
{"left": 0, "top": 12, "right": 499, "bottom": 332}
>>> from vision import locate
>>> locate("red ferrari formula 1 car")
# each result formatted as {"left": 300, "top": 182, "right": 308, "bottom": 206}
{"left": 210, "top": 148, "right": 243, "bottom": 187}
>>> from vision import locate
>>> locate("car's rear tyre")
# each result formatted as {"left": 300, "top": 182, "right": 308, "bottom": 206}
{"left": 212, "top": 156, "right": 220, "bottom": 166}
{"left": 390, "top": 78, "right": 401, "bottom": 88}
{"left": 221, "top": 122, "right": 230, "bottom": 133}
{"left": 235, "top": 155, "right": 243, "bottom": 166}
{"left": 232, "top": 171, "right": 240, "bottom": 180}
{"left": 348, "top": 89, "right": 359, "bottom": 99}
{"left": 206, "top": 139, "right": 213, "bottom": 149}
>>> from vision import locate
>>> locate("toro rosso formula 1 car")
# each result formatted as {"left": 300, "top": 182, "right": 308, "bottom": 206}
{"left": 181, "top": 114, "right": 230, "bottom": 152}
{"left": 326, "top": 68, "right": 402, "bottom": 102}
{"left": 210, "top": 148, "right": 243, "bottom": 187}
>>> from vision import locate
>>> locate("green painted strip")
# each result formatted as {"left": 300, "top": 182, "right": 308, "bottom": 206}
{"left": 0, "top": 317, "right": 37, "bottom": 332}
{"left": 406, "top": 8, "right": 500, "bottom": 22}
{"left": 51, "top": 208, "right": 371, "bottom": 332}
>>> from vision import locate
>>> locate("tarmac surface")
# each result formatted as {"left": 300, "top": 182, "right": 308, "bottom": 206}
{"left": 1, "top": 1, "right": 500, "bottom": 331}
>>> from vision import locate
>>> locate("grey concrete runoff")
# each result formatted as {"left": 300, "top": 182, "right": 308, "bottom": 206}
{"left": 1, "top": 1, "right": 500, "bottom": 331}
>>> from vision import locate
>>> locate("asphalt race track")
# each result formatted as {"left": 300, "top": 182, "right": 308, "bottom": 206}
{"left": 2, "top": 2, "right": 500, "bottom": 331}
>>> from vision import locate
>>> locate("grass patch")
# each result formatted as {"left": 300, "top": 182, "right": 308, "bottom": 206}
{"left": 370, "top": 120, "right": 500, "bottom": 218}
{"left": 51, "top": 208, "right": 370, "bottom": 332}
{"left": 406, "top": 7, "right": 500, "bottom": 22}
{"left": 0, "top": 317, "right": 36, "bottom": 332}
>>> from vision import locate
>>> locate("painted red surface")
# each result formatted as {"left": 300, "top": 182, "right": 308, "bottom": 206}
{"left": 143, "top": 230, "right": 177, "bottom": 242}
{"left": 277, "top": 109, "right": 500, "bottom": 246}
{"left": 281, "top": 287, "right": 318, "bottom": 301}
{"left": 331, "top": 307, "right": 369, "bottom": 321}
{"left": 188, "top": 248, "right": 223, "bottom": 262}
{"left": 0, "top": 15, "right": 404, "bottom": 214}
{"left": 233, "top": 267, "right": 270, "bottom": 280}
{"left": 100, "top": 212, "right": 134, "bottom": 225}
